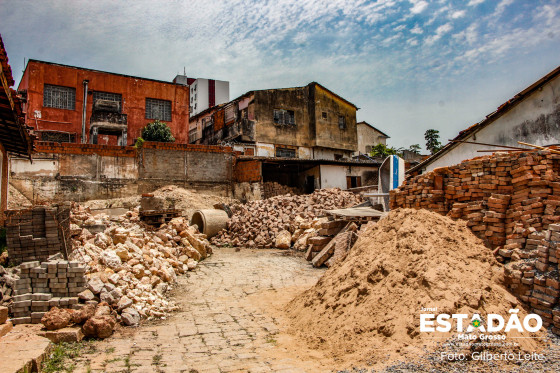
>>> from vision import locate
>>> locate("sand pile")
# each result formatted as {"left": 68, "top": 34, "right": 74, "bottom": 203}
{"left": 287, "top": 208, "right": 545, "bottom": 366}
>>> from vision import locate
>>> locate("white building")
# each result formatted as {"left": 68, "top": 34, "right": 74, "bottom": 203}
{"left": 410, "top": 65, "right": 560, "bottom": 174}
{"left": 173, "top": 75, "right": 230, "bottom": 117}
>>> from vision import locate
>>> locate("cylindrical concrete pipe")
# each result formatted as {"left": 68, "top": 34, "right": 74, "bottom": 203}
{"left": 190, "top": 209, "right": 229, "bottom": 238}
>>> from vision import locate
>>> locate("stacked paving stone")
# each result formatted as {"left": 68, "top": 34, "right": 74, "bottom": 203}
{"left": 9, "top": 259, "right": 85, "bottom": 325}
{"left": 262, "top": 182, "right": 300, "bottom": 199}
{"left": 5, "top": 205, "right": 71, "bottom": 265}
{"left": 304, "top": 220, "right": 358, "bottom": 268}
{"left": 212, "top": 188, "right": 362, "bottom": 248}
{"left": 390, "top": 150, "right": 560, "bottom": 336}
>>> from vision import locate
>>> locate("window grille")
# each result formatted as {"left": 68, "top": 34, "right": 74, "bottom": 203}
{"left": 146, "top": 98, "right": 172, "bottom": 121}
{"left": 43, "top": 84, "right": 76, "bottom": 110}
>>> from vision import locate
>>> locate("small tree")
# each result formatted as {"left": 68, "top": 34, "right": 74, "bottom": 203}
{"left": 141, "top": 120, "right": 175, "bottom": 143}
{"left": 424, "top": 129, "right": 441, "bottom": 154}
{"left": 368, "top": 144, "right": 403, "bottom": 158}
{"left": 408, "top": 144, "right": 421, "bottom": 154}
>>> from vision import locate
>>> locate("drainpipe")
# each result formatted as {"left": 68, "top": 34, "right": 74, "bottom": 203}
{"left": 81, "top": 80, "right": 89, "bottom": 143}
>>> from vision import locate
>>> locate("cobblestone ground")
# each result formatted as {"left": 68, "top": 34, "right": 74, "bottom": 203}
{"left": 74, "top": 248, "right": 325, "bottom": 373}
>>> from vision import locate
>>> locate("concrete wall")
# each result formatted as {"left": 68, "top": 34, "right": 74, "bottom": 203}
{"left": 319, "top": 164, "right": 378, "bottom": 189}
{"left": 356, "top": 122, "right": 388, "bottom": 154}
{"left": 10, "top": 142, "right": 233, "bottom": 203}
{"left": 424, "top": 73, "right": 560, "bottom": 172}
{"left": 19, "top": 60, "right": 190, "bottom": 145}
{"left": 314, "top": 84, "right": 358, "bottom": 152}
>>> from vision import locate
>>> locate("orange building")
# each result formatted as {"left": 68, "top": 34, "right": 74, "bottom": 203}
{"left": 18, "top": 60, "right": 190, "bottom": 145}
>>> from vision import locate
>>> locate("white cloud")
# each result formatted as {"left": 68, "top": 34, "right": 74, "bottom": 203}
{"left": 468, "top": 0, "right": 486, "bottom": 6}
{"left": 410, "top": 0, "right": 429, "bottom": 14}
{"left": 411, "top": 24, "right": 424, "bottom": 34}
{"left": 425, "top": 22, "right": 453, "bottom": 45}
{"left": 451, "top": 10, "right": 466, "bottom": 19}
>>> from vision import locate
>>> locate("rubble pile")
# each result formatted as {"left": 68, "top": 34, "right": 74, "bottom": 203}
{"left": 0, "top": 264, "right": 18, "bottom": 306}
{"left": 69, "top": 204, "right": 212, "bottom": 323}
{"left": 212, "top": 188, "right": 362, "bottom": 249}
{"left": 390, "top": 150, "right": 560, "bottom": 336}
{"left": 41, "top": 301, "right": 117, "bottom": 339}
{"left": 262, "top": 182, "right": 300, "bottom": 199}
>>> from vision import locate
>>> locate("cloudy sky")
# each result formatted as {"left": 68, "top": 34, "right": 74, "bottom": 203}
{"left": 1, "top": 0, "right": 559, "bottom": 151}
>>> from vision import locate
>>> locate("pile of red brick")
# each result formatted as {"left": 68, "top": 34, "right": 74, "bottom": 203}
{"left": 262, "top": 182, "right": 300, "bottom": 199}
{"left": 390, "top": 150, "right": 560, "bottom": 335}
{"left": 212, "top": 188, "right": 362, "bottom": 248}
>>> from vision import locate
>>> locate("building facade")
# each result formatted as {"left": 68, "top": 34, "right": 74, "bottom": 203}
{"left": 189, "top": 82, "right": 359, "bottom": 160}
{"left": 18, "top": 60, "right": 190, "bottom": 146}
{"left": 356, "top": 121, "right": 389, "bottom": 155}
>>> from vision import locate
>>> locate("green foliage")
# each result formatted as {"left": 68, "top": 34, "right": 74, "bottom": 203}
{"left": 368, "top": 144, "right": 403, "bottom": 158}
{"left": 42, "top": 341, "right": 97, "bottom": 373}
{"left": 424, "top": 129, "right": 442, "bottom": 154}
{"left": 141, "top": 120, "right": 175, "bottom": 143}
{"left": 134, "top": 137, "right": 145, "bottom": 149}
{"left": 408, "top": 144, "right": 421, "bottom": 154}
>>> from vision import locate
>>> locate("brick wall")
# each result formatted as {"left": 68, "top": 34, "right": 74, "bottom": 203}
{"left": 234, "top": 160, "right": 262, "bottom": 182}
{"left": 390, "top": 149, "right": 560, "bottom": 336}
{"left": 5, "top": 205, "right": 71, "bottom": 265}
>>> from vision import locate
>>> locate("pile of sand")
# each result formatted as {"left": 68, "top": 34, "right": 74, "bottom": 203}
{"left": 287, "top": 208, "right": 545, "bottom": 366}
{"left": 84, "top": 185, "right": 237, "bottom": 219}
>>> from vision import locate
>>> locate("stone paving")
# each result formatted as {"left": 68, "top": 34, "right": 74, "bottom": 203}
{"left": 74, "top": 248, "right": 325, "bottom": 373}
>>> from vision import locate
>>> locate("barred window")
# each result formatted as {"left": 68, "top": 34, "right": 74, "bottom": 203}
{"left": 338, "top": 115, "right": 346, "bottom": 129}
{"left": 146, "top": 98, "right": 172, "bottom": 121}
{"left": 43, "top": 84, "right": 76, "bottom": 110}
{"left": 273, "top": 109, "right": 295, "bottom": 125}
{"left": 275, "top": 146, "right": 296, "bottom": 158}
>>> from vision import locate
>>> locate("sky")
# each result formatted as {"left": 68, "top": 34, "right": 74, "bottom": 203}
{"left": 1, "top": 0, "right": 559, "bottom": 152}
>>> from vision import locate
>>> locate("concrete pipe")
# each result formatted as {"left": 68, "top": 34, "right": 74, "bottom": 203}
{"left": 190, "top": 209, "right": 229, "bottom": 238}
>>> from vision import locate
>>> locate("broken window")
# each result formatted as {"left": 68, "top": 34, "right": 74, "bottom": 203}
{"left": 338, "top": 115, "right": 346, "bottom": 129}
{"left": 146, "top": 98, "right": 172, "bottom": 121}
{"left": 225, "top": 104, "right": 235, "bottom": 123}
{"left": 275, "top": 146, "right": 296, "bottom": 158}
{"left": 273, "top": 109, "right": 295, "bottom": 126}
{"left": 43, "top": 84, "right": 76, "bottom": 110}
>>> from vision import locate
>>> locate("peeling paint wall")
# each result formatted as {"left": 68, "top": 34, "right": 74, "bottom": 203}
{"left": 10, "top": 142, "right": 233, "bottom": 203}
{"left": 425, "top": 74, "right": 560, "bottom": 172}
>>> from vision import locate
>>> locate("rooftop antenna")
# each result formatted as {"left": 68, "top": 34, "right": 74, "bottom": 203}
{"left": 184, "top": 66, "right": 186, "bottom": 76}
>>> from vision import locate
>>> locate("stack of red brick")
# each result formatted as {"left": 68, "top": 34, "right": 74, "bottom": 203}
{"left": 390, "top": 150, "right": 560, "bottom": 335}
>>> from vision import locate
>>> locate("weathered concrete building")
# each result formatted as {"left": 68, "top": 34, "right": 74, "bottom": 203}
{"left": 356, "top": 121, "right": 389, "bottom": 155}
{"left": 190, "top": 82, "right": 381, "bottom": 197}
{"left": 18, "top": 60, "right": 190, "bottom": 146}
{"left": 189, "top": 82, "right": 359, "bottom": 160}
{"left": 0, "top": 35, "right": 34, "bottom": 212}
{"left": 411, "top": 65, "right": 560, "bottom": 174}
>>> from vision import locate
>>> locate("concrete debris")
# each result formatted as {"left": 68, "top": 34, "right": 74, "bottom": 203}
{"left": 69, "top": 204, "right": 212, "bottom": 323}
{"left": 212, "top": 188, "right": 362, "bottom": 249}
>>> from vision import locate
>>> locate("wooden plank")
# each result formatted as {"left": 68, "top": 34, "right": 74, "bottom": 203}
{"left": 312, "top": 222, "right": 353, "bottom": 268}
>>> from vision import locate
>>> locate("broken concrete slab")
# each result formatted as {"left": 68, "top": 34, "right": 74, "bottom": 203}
{"left": 0, "top": 324, "right": 51, "bottom": 373}
{"left": 38, "top": 326, "right": 84, "bottom": 343}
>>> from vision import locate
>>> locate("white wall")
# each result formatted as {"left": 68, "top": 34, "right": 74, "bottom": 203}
{"left": 256, "top": 142, "right": 274, "bottom": 157}
{"left": 313, "top": 147, "right": 352, "bottom": 160}
{"left": 424, "top": 74, "right": 560, "bottom": 172}
{"left": 320, "top": 165, "right": 347, "bottom": 189}
{"left": 215, "top": 80, "right": 230, "bottom": 107}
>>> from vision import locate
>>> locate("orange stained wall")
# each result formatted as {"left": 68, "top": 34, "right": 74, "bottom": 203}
{"left": 18, "top": 60, "right": 190, "bottom": 145}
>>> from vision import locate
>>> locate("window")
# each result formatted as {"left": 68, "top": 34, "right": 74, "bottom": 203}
{"left": 346, "top": 176, "right": 362, "bottom": 189}
{"left": 43, "top": 84, "right": 76, "bottom": 110}
{"left": 273, "top": 109, "right": 295, "bottom": 125}
{"left": 334, "top": 154, "right": 343, "bottom": 160}
{"left": 145, "top": 98, "right": 172, "bottom": 121}
{"left": 322, "top": 111, "right": 327, "bottom": 119}
{"left": 93, "top": 91, "right": 122, "bottom": 112}
{"left": 338, "top": 115, "right": 346, "bottom": 129}
{"left": 275, "top": 146, "right": 296, "bottom": 158}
